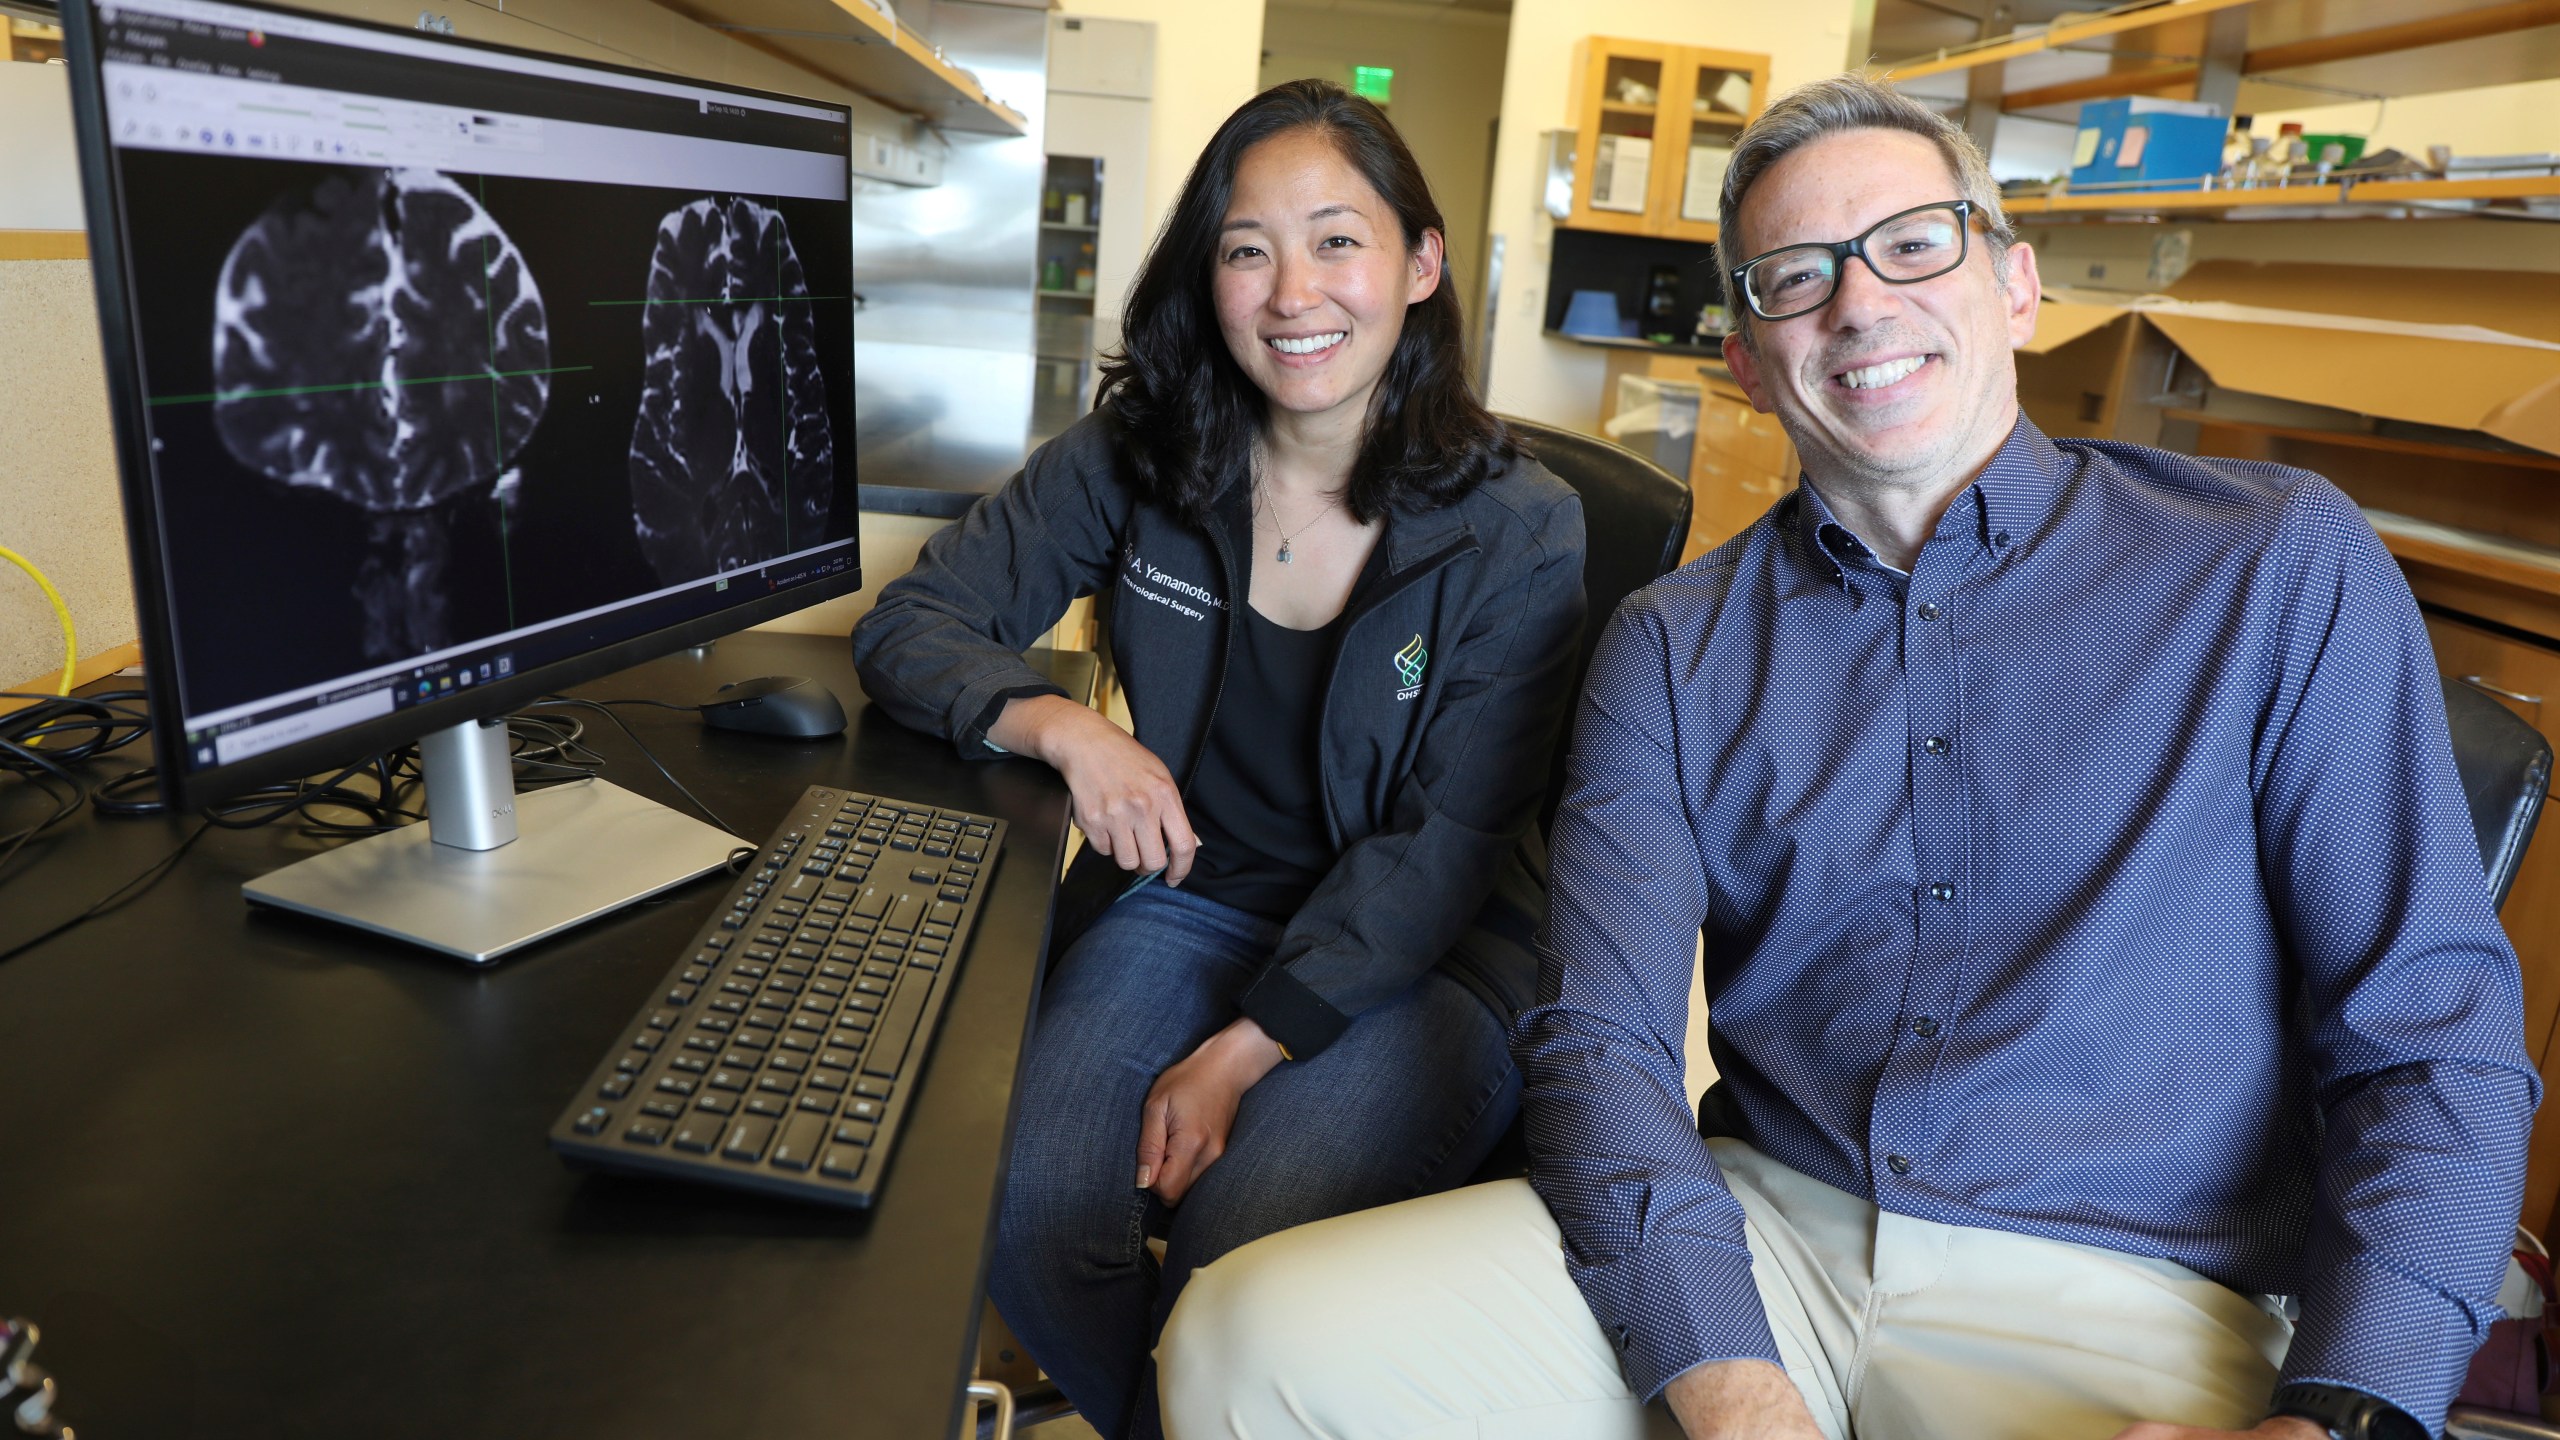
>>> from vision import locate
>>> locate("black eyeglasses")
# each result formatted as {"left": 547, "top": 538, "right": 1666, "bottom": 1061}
{"left": 1729, "top": 200, "right": 1978, "bottom": 322}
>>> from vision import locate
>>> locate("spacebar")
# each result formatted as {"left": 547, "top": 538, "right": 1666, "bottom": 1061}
{"left": 862, "top": 973, "right": 935, "bottom": 1078}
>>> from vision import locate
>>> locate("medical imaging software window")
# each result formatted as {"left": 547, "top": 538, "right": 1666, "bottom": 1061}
{"left": 92, "top": 1, "right": 856, "bottom": 769}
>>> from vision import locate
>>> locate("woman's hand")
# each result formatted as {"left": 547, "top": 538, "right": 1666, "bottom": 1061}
{"left": 1136, "top": 1017, "right": 1287, "bottom": 1204}
{"left": 992, "top": 694, "right": 1199, "bottom": 885}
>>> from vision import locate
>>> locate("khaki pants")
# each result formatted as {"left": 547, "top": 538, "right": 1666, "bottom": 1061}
{"left": 1157, "top": 1140, "right": 2293, "bottom": 1440}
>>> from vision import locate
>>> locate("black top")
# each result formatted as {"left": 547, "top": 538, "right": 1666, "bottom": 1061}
{"left": 1183, "top": 603, "right": 1346, "bottom": 921}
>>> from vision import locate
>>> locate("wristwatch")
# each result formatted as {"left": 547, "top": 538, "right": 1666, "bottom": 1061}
{"left": 2267, "top": 1383, "right": 2429, "bottom": 1440}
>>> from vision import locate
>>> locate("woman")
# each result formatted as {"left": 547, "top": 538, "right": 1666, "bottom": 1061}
{"left": 852, "top": 80, "right": 1585, "bottom": 1440}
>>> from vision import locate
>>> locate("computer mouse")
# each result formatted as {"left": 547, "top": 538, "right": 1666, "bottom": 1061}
{"left": 699, "top": 675, "right": 847, "bottom": 738}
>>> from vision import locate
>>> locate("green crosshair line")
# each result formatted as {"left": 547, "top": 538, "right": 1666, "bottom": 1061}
{"left": 145, "top": 362, "right": 594, "bottom": 407}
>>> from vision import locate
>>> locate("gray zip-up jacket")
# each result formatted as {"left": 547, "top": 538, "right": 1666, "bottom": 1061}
{"left": 850, "top": 409, "right": 1586, "bottom": 1059}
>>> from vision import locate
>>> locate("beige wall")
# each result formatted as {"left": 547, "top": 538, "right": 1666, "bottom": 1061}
{"left": 1259, "top": 1, "right": 1511, "bottom": 360}
{"left": 1480, "top": 0, "right": 1859, "bottom": 431}
{"left": 1055, "top": 0, "right": 1270, "bottom": 247}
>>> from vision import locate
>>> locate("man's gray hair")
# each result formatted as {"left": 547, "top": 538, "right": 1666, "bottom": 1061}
{"left": 1716, "top": 73, "right": 2019, "bottom": 309}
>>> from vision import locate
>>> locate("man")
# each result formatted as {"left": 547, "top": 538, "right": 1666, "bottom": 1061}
{"left": 1152, "top": 73, "right": 2537, "bottom": 1440}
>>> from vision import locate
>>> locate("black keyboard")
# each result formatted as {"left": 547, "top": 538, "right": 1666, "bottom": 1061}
{"left": 549, "top": 785, "right": 1004, "bottom": 1207}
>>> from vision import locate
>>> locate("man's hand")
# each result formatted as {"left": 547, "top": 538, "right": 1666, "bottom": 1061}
{"left": 991, "top": 694, "right": 1199, "bottom": 885}
{"left": 1664, "top": 1358, "right": 1827, "bottom": 1440}
{"left": 1135, "top": 1017, "right": 1286, "bottom": 1204}
{"left": 2112, "top": 1421, "right": 2327, "bottom": 1440}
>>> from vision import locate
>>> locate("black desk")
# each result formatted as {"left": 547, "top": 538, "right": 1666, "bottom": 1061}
{"left": 0, "top": 631, "right": 1086, "bottom": 1440}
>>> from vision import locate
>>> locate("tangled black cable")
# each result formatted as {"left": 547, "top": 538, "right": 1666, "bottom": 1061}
{"left": 1, "top": 690, "right": 743, "bottom": 963}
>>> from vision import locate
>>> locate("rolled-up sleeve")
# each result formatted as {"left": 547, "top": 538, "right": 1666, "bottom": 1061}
{"left": 1513, "top": 599, "right": 1783, "bottom": 1400}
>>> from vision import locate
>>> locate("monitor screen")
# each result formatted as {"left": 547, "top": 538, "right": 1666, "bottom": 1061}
{"left": 65, "top": 0, "right": 859, "bottom": 805}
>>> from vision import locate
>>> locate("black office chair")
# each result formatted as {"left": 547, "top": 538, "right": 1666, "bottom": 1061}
{"left": 2441, "top": 676, "right": 2551, "bottom": 909}
{"left": 1500, "top": 416, "right": 1695, "bottom": 834}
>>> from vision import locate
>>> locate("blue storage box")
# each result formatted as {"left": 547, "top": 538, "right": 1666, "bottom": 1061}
{"left": 2070, "top": 97, "right": 2226, "bottom": 193}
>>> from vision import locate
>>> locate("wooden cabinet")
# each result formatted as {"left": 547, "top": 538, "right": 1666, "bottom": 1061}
{"left": 1567, "top": 37, "right": 1769, "bottom": 242}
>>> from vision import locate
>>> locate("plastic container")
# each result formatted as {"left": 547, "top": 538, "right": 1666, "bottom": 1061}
{"left": 1560, "top": 289, "right": 1623, "bottom": 337}
{"left": 2071, "top": 97, "right": 2226, "bottom": 193}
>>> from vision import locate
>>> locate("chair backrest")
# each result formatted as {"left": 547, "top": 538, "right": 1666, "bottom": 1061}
{"left": 2441, "top": 676, "right": 2553, "bottom": 909}
{"left": 1501, "top": 415, "right": 1694, "bottom": 833}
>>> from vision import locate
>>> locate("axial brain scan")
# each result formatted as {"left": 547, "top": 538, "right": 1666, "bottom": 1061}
{"left": 211, "top": 168, "right": 552, "bottom": 660}
{"left": 627, "top": 196, "right": 835, "bottom": 582}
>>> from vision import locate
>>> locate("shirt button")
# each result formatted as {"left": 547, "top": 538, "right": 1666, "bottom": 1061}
{"left": 1922, "top": 736, "right": 1948, "bottom": 754}
{"left": 1928, "top": 882, "right": 1955, "bottom": 902}
{"left": 1912, "top": 1017, "right": 1940, "bottom": 1038}
{"left": 1887, "top": 1155, "right": 1912, "bottom": 1176}
{"left": 1916, "top": 601, "right": 1941, "bottom": 621}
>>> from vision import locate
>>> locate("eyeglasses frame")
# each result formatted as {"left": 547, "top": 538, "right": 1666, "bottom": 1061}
{"left": 1727, "top": 199, "right": 1982, "bottom": 323}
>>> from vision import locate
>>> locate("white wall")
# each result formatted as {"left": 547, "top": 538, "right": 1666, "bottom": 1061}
{"left": 1055, "top": 0, "right": 1269, "bottom": 251}
{"left": 1260, "top": 1, "right": 1511, "bottom": 357}
{"left": 0, "top": 62, "right": 82, "bottom": 230}
{"left": 1481, "top": 0, "right": 1858, "bottom": 431}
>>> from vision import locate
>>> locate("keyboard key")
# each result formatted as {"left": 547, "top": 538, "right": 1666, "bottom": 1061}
{"left": 656, "top": 1075, "right": 698, "bottom": 1096}
{"left": 731, "top": 1030, "right": 771, "bottom": 1051}
{"left": 708, "top": 1070, "right": 749, "bottom": 1091}
{"left": 778, "top": 1031, "right": 817, "bottom": 1053}
{"left": 768, "top": 974, "right": 804, "bottom": 995}
{"left": 711, "top": 996, "right": 747, "bottom": 1015}
{"left": 807, "top": 1067, "right": 847, "bottom": 1092}
{"left": 741, "top": 1011, "right": 778, "bottom": 1030}
{"left": 920, "top": 923, "right": 954, "bottom": 944}
{"left": 616, "top": 1053, "right": 648, "bottom": 1074}
{"left": 772, "top": 1114, "right": 828, "bottom": 1171}
{"left": 746, "top": 1093, "right": 790, "bottom": 1118}
{"left": 669, "top": 1054, "right": 709, "bottom": 1074}
{"left": 786, "top": 944, "right": 822, "bottom": 962}
{"left": 732, "top": 962, "right": 769, "bottom": 980}
{"left": 861, "top": 959, "right": 900, "bottom": 980}
{"left": 695, "top": 1093, "right": 738, "bottom": 1115}
{"left": 665, "top": 985, "right": 696, "bottom": 1006}
{"left": 647, "top": 1009, "right": 679, "bottom": 1030}
{"left": 820, "top": 1146, "right": 867, "bottom": 1180}
{"left": 812, "top": 978, "right": 847, "bottom": 998}
{"left": 833, "top": 1120, "right": 877, "bottom": 1146}
{"left": 852, "top": 886, "right": 890, "bottom": 920}
{"left": 744, "top": 946, "right": 779, "bottom": 964}
{"left": 601, "top": 1076, "right": 633, "bottom": 1099}
{"left": 856, "top": 976, "right": 893, "bottom": 997}
{"left": 769, "top": 1051, "right": 810, "bottom": 1075}
{"left": 846, "top": 1098, "right": 885, "bottom": 1123}
{"left": 820, "top": 1048, "right": 862, "bottom": 1070}
{"left": 789, "top": 1015, "right": 829, "bottom": 1034}
{"left": 722, "top": 1118, "right": 775, "bottom": 1163}
{"left": 882, "top": 894, "right": 922, "bottom": 934}
{"left": 702, "top": 933, "right": 731, "bottom": 950}
{"left": 721, "top": 980, "right": 755, "bottom": 996}
{"left": 864, "top": 973, "right": 935, "bottom": 1077}
{"left": 757, "top": 1074, "right": 799, "bottom": 1095}
{"left": 672, "top": 1119, "right": 720, "bottom": 1153}
{"left": 854, "top": 1075, "right": 894, "bottom": 1100}
{"left": 907, "top": 953, "right": 942, "bottom": 972}
{"left": 624, "top": 1120, "right": 668, "bottom": 1146}
{"left": 940, "top": 887, "right": 970, "bottom": 904}
{"left": 642, "top": 1098, "right": 684, "bottom": 1120}
{"left": 797, "top": 1093, "right": 835, "bottom": 1114}
{"left": 720, "top": 1051, "right": 763, "bottom": 1071}
{"left": 680, "top": 966, "right": 709, "bottom": 984}
{"left": 573, "top": 1106, "right": 611, "bottom": 1134}
{"left": 631, "top": 1031, "right": 664, "bottom": 1052}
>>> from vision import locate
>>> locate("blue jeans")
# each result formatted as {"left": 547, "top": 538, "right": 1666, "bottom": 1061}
{"left": 989, "top": 879, "right": 1520, "bottom": 1440}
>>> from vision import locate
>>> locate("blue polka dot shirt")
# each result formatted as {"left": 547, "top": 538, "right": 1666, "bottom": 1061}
{"left": 1514, "top": 416, "right": 2539, "bottom": 1433}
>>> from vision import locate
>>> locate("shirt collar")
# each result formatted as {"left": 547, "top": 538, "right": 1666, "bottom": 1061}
{"left": 1788, "top": 412, "right": 2069, "bottom": 588}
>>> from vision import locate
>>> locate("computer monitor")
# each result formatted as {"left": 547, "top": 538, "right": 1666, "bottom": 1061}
{"left": 61, "top": 0, "right": 860, "bottom": 961}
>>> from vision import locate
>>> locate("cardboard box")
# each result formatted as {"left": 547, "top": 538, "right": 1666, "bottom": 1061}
{"left": 2070, "top": 98, "right": 2226, "bottom": 194}
{"left": 2022, "top": 262, "right": 2560, "bottom": 457}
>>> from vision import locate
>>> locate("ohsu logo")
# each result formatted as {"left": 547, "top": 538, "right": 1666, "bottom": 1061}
{"left": 1392, "top": 634, "right": 1429, "bottom": 693}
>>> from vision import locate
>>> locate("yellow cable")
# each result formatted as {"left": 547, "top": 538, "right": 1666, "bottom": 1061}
{"left": 0, "top": 544, "right": 77, "bottom": 697}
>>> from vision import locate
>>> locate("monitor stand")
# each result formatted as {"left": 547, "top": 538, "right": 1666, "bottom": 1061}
{"left": 242, "top": 717, "right": 745, "bottom": 964}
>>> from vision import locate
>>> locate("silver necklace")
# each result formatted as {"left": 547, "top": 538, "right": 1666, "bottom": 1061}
{"left": 1252, "top": 459, "right": 1344, "bottom": 565}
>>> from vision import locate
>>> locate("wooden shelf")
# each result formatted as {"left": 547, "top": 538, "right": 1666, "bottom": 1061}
{"left": 2171, "top": 409, "right": 2560, "bottom": 472}
{"left": 653, "top": 0, "right": 1026, "bottom": 135}
{"left": 2366, "top": 508, "right": 2560, "bottom": 602}
{"left": 1874, "top": 0, "right": 2267, "bottom": 82}
{"left": 1598, "top": 100, "right": 1658, "bottom": 116}
{"left": 1873, "top": 0, "right": 2560, "bottom": 117}
{"left": 2002, "top": 174, "right": 2560, "bottom": 218}
{"left": 2007, "top": 183, "right": 2343, "bottom": 213}
{"left": 1688, "top": 109, "right": 1750, "bottom": 125}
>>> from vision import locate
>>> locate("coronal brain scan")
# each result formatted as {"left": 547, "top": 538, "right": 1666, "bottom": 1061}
{"left": 628, "top": 195, "right": 836, "bottom": 582}
{"left": 211, "top": 167, "right": 551, "bottom": 661}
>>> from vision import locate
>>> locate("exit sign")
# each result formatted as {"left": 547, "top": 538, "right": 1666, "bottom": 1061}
{"left": 1352, "top": 65, "right": 1394, "bottom": 104}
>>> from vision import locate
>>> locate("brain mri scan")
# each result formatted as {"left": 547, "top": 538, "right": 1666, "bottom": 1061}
{"left": 627, "top": 196, "right": 835, "bottom": 582}
{"left": 212, "top": 167, "right": 551, "bottom": 661}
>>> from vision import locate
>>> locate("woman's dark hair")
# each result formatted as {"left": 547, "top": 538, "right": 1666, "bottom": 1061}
{"left": 1095, "top": 79, "right": 1511, "bottom": 526}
